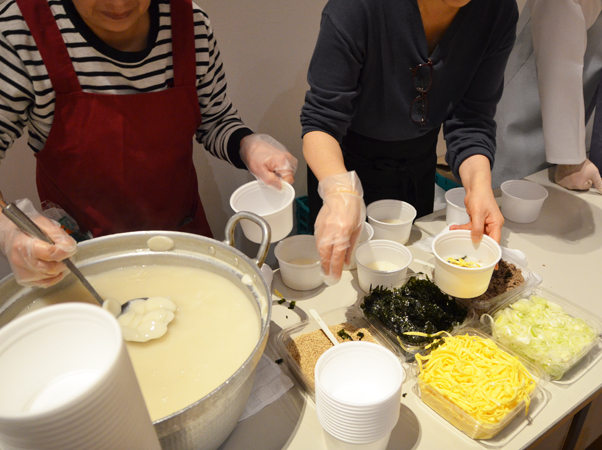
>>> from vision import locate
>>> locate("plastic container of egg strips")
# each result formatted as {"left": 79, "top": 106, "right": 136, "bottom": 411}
{"left": 274, "top": 305, "right": 404, "bottom": 402}
{"left": 356, "top": 272, "right": 477, "bottom": 361}
{"left": 410, "top": 327, "right": 549, "bottom": 446}
{"left": 480, "top": 286, "right": 602, "bottom": 384}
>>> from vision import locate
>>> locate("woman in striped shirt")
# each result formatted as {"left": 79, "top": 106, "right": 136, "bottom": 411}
{"left": 0, "top": 0, "right": 297, "bottom": 287}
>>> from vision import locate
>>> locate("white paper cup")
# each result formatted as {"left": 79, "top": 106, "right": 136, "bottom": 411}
{"left": 275, "top": 234, "right": 323, "bottom": 291}
{"left": 366, "top": 200, "right": 417, "bottom": 244}
{"left": 323, "top": 429, "right": 392, "bottom": 450}
{"left": 345, "top": 222, "right": 374, "bottom": 271}
{"left": 445, "top": 187, "right": 469, "bottom": 225}
{"left": 0, "top": 303, "right": 161, "bottom": 450}
{"left": 500, "top": 180, "right": 549, "bottom": 223}
{"left": 432, "top": 230, "right": 502, "bottom": 298}
{"left": 355, "top": 240, "right": 412, "bottom": 293}
{"left": 230, "top": 180, "right": 295, "bottom": 243}
{"left": 315, "top": 341, "right": 404, "bottom": 446}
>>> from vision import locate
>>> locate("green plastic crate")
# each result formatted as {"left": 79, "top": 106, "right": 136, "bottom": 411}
{"left": 435, "top": 173, "right": 462, "bottom": 191}
{"left": 295, "top": 196, "right": 311, "bottom": 235}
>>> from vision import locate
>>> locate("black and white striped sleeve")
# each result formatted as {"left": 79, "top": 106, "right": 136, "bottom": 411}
{"left": 193, "top": 8, "right": 253, "bottom": 169}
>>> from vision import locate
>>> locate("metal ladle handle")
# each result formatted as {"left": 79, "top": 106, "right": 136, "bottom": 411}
{"left": 0, "top": 197, "right": 104, "bottom": 306}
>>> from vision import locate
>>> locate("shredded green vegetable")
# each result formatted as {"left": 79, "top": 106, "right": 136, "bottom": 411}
{"left": 491, "top": 295, "right": 599, "bottom": 379}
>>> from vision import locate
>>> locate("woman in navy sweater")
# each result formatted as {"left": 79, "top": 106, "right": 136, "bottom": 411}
{"left": 301, "top": 0, "right": 518, "bottom": 284}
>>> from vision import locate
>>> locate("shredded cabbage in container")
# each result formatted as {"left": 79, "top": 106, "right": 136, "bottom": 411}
{"left": 491, "top": 295, "right": 599, "bottom": 379}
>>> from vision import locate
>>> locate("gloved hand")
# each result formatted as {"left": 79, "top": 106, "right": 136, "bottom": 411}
{"left": 314, "top": 171, "right": 366, "bottom": 285}
{"left": 240, "top": 134, "right": 298, "bottom": 190}
{"left": 555, "top": 159, "right": 602, "bottom": 193}
{"left": 0, "top": 199, "right": 77, "bottom": 287}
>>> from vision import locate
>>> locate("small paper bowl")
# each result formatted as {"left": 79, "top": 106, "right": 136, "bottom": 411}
{"left": 274, "top": 235, "right": 323, "bottom": 291}
{"left": 345, "top": 222, "right": 375, "bottom": 271}
{"left": 355, "top": 240, "right": 412, "bottom": 293}
{"left": 445, "top": 188, "right": 469, "bottom": 226}
{"left": 230, "top": 180, "right": 295, "bottom": 243}
{"left": 500, "top": 180, "right": 548, "bottom": 224}
{"left": 432, "top": 230, "right": 501, "bottom": 299}
{"left": 367, "top": 200, "right": 417, "bottom": 245}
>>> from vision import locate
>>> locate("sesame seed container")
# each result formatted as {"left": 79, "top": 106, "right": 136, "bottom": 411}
{"left": 274, "top": 305, "right": 403, "bottom": 401}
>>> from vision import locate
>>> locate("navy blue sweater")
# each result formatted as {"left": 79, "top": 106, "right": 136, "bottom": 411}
{"left": 301, "top": 0, "right": 518, "bottom": 179}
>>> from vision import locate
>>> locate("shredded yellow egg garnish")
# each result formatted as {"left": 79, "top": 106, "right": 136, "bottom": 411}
{"left": 446, "top": 256, "right": 482, "bottom": 268}
{"left": 416, "top": 334, "right": 536, "bottom": 427}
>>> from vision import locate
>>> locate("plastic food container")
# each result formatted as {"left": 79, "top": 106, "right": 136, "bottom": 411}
{"left": 358, "top": 273, "right": 476, "bottom": 361}
{"left": 274, "top": 305, "right": 403, "bottom": 401}
{"left": 412, "top": 328, "right": 548, "bottom": 441}
{"left": 481, "top": 286, "right": 602, "bottom": 383}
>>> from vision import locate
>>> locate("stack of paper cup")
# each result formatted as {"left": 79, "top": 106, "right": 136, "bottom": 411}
{"left": 314, "top": 341, "right": 405, "bottom": 450}
{"left": 0, "top": 303, "right": 161, "bottom": 450}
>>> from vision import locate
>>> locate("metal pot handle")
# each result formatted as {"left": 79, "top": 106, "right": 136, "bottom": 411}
{"left": 224, "top": 212, "right": 271, "bottom": 268}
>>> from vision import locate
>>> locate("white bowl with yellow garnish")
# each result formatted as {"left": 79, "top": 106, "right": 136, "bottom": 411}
{"left": 432, "top": 230, "right": 501, "bottom": 298}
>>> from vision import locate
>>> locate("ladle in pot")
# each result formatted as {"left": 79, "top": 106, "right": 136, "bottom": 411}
{"left": 0, "top": 193, "right": 142, "bottom": 317}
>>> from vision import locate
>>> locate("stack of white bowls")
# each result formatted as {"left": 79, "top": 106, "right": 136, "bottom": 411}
{"left": 314, "top": 342, "right": 405, "bottom": 450}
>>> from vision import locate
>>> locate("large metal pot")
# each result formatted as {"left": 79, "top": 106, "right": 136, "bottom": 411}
{"left": 0, "top": 212, "right": 272, "bottom": 450}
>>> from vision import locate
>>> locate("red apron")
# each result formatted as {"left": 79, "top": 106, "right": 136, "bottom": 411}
{"left": 16, "top": 0, "right": 213, "bottom": 238}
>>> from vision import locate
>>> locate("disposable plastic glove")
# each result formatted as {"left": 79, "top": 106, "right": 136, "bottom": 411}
{"left": 0, "top": 199, "right": 77, "bottom": 287}
{"left": 239, "top": 134, "right": 298, "bottom": 190}
{"left": 314, "top": 171, "right": 366, "bottom": 286}
{"left": 555, "top": 159, "right": 602, "bottom": 194}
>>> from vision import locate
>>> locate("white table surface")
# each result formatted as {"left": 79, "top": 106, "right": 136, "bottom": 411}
{"left": 219, "top": 168, "right": 602, "bottom": 450}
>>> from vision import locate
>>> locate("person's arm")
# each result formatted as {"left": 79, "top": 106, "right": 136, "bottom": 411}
{"left": 446, "top": 2, "right": 518, "bottom": 243}
{"left": 303, "top": 131, "right": 347, "bottom": 180}
{"left": 455, "top": 155, "right": 504, "bottom": 243}
{"left": 191, "top": 7, "right": 297, "bottom": 188}
{"left": 530, "top": 0, "right": 590, "bottom": 164}
{"left": 300, "top": 7, "right": 368, "bottom": 284}
{"left": 303, "top": 131, "right": 365, "bottom": 285}
{"left": 530, "top": 0, "right": 602, "bottom": 192}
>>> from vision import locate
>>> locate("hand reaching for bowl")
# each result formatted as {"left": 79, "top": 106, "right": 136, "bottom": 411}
{"left": 314, "top": 171, "right": 366, "bottom": 285}
{"left": 449, "top": 155, "right": 504, "bottom": 244}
